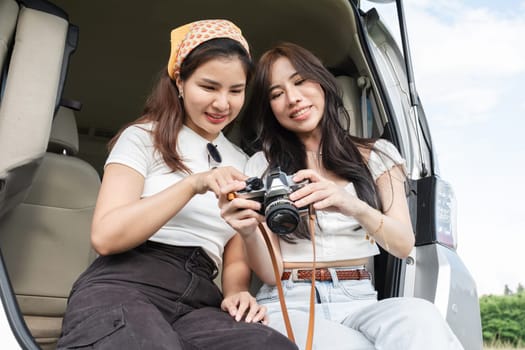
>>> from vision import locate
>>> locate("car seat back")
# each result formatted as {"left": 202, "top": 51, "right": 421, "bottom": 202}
{"left": 0, "top": 0, "right": 18, "bottom": 71}
{"left": 0, "top": 107, "right": 100, "bottom": 350}
{"left": 0, "top": 2, "right": 75, "bottom": 219}
{"left": 335, "top": 75, "right": 363, "bottom": 137}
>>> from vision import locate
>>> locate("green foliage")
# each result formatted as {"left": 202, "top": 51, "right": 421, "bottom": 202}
{"left": 480, "top": 286, "right": 525, "bottom": 347}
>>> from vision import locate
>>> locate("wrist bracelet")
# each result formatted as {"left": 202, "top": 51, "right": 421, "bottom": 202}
{"left": 371, "top": 215, "right": 384, "bottom": 236}
{"left": 365, "top": 215, "right": 384, "bottom": 245}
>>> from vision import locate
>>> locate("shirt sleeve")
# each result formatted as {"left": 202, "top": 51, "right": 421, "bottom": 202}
{"left": 367, "top": 139, "right": 407, "bottom": 181}
{"left": 105, "top": 125, "right": 154, "bottom": 177}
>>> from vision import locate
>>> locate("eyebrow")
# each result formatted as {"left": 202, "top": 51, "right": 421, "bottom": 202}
{"left": 269, "top": 71, "right": 300, "bottom": 91}
{"left": 200, "top": 78, "right": 245, "bottom": 89}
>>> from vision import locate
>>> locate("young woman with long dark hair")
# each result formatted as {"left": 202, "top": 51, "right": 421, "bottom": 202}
{"left": 220, "top": 42, "right": 463, "bottom": 350}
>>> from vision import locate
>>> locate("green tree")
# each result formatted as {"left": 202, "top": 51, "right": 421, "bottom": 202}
{"left": 480, "top": 285, "right": 525, "bottom": 346}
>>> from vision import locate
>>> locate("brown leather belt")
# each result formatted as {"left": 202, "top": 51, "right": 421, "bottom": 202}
{"left": 281, "top": 268, "right": 370, "bottom": 282}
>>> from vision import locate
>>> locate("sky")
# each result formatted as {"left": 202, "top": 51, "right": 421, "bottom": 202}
{"left": 365, "top": 0, "right": 525, "bottom": 296}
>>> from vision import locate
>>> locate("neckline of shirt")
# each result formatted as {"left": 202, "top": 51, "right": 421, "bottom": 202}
{"left": 180, "top": 124, "right": 225, "bottom": 146}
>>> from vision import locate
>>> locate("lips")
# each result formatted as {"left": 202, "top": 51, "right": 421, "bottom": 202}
{"left": 290, "top": 106, "right": 312, "bottom": 119}
{"left": 206, "top": 112, "right": 228, "bottom": 124}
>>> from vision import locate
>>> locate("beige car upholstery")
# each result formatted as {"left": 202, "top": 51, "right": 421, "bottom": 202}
{"left": 0, "top": 3, "right": 69, "bottom": 218}
{"left": 0, "top": 107, "right": 100, "bottom": 350}
{"left": 335, "top": 75, "right": 363, "bottom": 137}
{"left": 0, "top": 0, "right": 18, "bottom": 69}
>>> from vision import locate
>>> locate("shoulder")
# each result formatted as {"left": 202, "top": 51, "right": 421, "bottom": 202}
{"left": 245, "top": 151, "right": 269, "bottom": 177}
{"left": 366, "top": 139, "right": 406, "bottom": 181}
{"left": 106, "top": 122, "right": 156, "bottom": 175}
{"left": 117, "top": 122, "right": 155, "bottom": 146}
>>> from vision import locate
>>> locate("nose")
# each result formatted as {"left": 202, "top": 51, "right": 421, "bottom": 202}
{"left": 287, "top": 86, "right": 302, "bottom": 105}
{"left": 212, "top": 92, "right": 229, "bottom": 111}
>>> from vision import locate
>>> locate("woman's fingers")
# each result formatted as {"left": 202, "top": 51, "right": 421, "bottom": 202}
{"left": 223, "top": 210, "right": 264, "bottom": 238}
{"left": 244, "top": 300, "right": 267, "bottom": 323}
{"left": 234, "top": 296, "right": 250, "bottom": 321}
{"left": 222, "top": 292, "right": 268, "bottom": 324}
{"left": 218, "top": 181, "right": 248, "bottom": 206}
{"left": 220, "top": 296, "right": 238, "bottom": 317}
{"left": 290, "top": 179, "right": 333, "bottom": 202}
{"left": 291, "top": 180, "right": 353, "bottom": 213}
{"left": 292, "top": 168, "right": 325, "bottom": 184}
{"left": 206, "top": 166, "right": 248, "bottom": 196}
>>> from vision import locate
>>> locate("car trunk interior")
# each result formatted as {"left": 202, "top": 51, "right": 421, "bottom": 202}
{"left": 50, "top": 0, "right": 370, "bottom": 173}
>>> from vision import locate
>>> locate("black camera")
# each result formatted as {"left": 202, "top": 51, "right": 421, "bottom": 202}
{"left": 235, "top": 167, "right": 309, "bottom": 234}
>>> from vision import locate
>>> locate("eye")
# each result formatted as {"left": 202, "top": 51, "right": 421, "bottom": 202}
{"left": 230, "top": 88, "right": 244, "bottom": 95}
{"left": 294, "top": 78, "right": 306, "bottom": 86}
{"left": 270, "top": 91, "right": 283, "bottom": 100}
{"left": 201, "top": 85, "right": 215, "bottom": 91}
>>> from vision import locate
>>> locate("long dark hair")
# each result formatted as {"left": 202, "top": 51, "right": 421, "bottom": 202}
{"left": 109, "top": 38, "right": 253, "bottom": 174}
{"left": 244, "top": 42, "right": 381, "bottom": 240}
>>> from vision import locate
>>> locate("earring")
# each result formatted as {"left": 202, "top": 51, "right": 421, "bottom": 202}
{"left": 178, "top": 91, "right": 183, "bottom": 99}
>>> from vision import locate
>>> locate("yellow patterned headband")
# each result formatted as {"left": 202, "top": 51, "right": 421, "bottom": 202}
{"left": 167, "top": 19, "right": 250, "bottom": 80}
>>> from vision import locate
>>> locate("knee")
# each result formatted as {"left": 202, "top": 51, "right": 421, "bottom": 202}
{"left": 393, "top": 297, "right": 446, "bottom": 326}
{"left": 236, "top": 323, "right": 297, "bottom": 350}
{"left": 263, "top": 331, "right": 299, "bottom": 350}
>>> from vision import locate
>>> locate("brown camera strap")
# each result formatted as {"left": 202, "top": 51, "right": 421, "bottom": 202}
{"left": 258, "top": 206, "right": 317, "bottom": 350}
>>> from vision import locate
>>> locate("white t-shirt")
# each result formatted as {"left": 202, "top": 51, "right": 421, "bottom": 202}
{"left": 106, "top": 122, "right": 248, "bottom": 269}
{"left": 244, "top": 139, "right": 406, "bottom": 263}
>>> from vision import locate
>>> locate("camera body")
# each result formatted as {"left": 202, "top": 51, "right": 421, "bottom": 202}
{"left": 236, "top": 167, "right": 309, "bottom": 234}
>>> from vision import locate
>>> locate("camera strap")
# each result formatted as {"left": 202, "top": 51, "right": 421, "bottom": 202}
{"left": 258, "top": 205, "right": 317, "bottom": 350}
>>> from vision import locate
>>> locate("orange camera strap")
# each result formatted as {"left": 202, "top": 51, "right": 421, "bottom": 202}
{"left": 258, "top": 205, "right": 317, "bottom": 350}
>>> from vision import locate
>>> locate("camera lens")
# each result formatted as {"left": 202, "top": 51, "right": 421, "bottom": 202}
{"left": 265, "top": 198, "right": 301, "bottom": 234}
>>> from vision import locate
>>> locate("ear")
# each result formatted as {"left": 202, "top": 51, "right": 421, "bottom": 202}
{"left": 175, "top": 74, "right": 184, "bottom": 97}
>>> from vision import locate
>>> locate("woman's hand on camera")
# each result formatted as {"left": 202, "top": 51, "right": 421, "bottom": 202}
{"left": 190, "top": 166, "right": 247, "bottom": 197}
{"left": 221, "top": 291, "right": 268, "bottom": 325}
{"left": 218, "top": 181, "right": 264, "bottom": 238}
{"left": 290, "top": 169, "right": 366, "bottom": 217}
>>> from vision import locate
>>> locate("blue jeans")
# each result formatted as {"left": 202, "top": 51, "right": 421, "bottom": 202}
{"left": 257, "top": 268, "right": 463, "bottom": 350}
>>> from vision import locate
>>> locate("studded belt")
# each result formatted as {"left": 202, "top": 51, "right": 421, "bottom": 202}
{"left": 281, "top": 268, "right": 370, "bottom": 282}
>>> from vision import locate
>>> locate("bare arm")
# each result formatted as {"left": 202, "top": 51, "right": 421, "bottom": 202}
{"left": 241, "top": 223, "right": 283, "bottom": 285}
{"left": 91, "top": 164, "right": 246, "bottom": 255}
{"left": 221, "top": 233, "right": 268, "bottom": 324}
{"left": 219, "top": 181, "right": 283, "bottom": 285}
{"left": 353, "top": 165, "right": 414, "bottom": 258}
{"left": 222, "top": 233, "right": 252, "bottom": 297}
{"left": 291, "top": 165, "right": 414, "bottom": 259}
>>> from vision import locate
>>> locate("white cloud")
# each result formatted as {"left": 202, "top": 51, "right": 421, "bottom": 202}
{"left": 455, "top": 173, "right": 525, "bottom": 296}
{"left": 408, "top": 6, "right": 525, "bottom": 77}
{"left": 422, "top": 86, "right": 499, "bottom": 126}
{"left": 404, "top": 1, "right": 525, "bottom": 127}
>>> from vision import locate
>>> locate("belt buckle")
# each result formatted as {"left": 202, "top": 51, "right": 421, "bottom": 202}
{"left": 291, "top": 269, "right": 300, "bottom": 281}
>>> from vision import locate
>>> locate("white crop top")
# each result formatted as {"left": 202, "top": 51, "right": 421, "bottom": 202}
{"left": 106, "top": 122, "right": 248, "bottom": 269}
{"left": 244, "top": 139, "right": 406, "bottom": 263}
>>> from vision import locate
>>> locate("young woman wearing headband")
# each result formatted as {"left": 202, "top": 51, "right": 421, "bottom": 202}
{"left": 220, "top": 42, "right": 463, "bottom": 349}
{"left": 57, "top": 21, "right": 297, "bottom": 350}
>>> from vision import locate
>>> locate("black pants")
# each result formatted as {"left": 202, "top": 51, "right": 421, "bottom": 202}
{"left": 57, "top": 241, "right": 297, "bottom": 350}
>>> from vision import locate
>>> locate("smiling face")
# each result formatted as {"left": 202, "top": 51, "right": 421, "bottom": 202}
{"left": 268, "top": 56, "right": 325, "bottom": 141}
{"left": 177, "top": 56, "right": 247, "bottom": 141}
